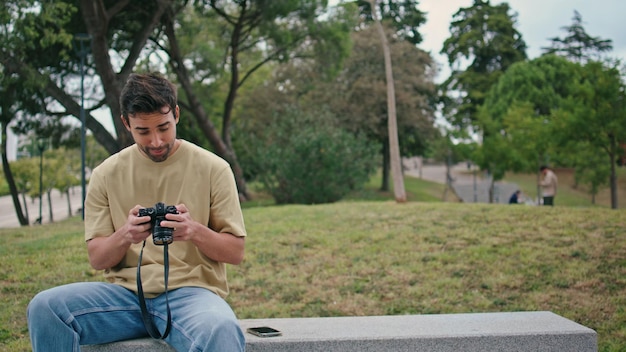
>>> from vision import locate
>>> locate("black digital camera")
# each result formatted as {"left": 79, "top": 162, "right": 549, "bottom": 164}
{"left": 138, "top": 202, "right": 178, "bottom": 245}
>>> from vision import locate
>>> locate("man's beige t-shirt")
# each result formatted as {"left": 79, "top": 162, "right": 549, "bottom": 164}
{"left": 84, "top": 139, "right": 246, "bottom": 298}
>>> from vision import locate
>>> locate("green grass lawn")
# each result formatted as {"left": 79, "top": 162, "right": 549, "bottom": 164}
{"left": 1, "top": 175, "right": 625, "bottom": 351}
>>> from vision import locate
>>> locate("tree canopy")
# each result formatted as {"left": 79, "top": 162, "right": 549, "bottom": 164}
{"left": 542, "top": 10, "right": 613, "bottom": 63}
{"left": 440, "top": 0, "right": 527, "bottom": 132}
{"left": 237, "top": 22, "right": 439, "bottom": 193}
{"left": 2, "top": 0, "right": 355, "bottom": 201}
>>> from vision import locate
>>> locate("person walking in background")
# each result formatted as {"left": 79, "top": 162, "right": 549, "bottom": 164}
{"left": 539, "top": 165, "right": 558, "bottom": 206}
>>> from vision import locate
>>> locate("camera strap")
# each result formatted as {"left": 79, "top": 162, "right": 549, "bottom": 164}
{"left": 136, "top": 240, "right": 172, "bottom": 340}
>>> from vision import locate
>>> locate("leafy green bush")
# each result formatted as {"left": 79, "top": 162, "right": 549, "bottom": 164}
{"left": 247, "top": 108, "right": 378, "bottom": 204}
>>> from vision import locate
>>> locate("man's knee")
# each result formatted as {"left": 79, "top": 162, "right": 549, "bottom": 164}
{"left": 181, "top": 313, "right": 244, "bottom": 351}
{"left": 201, "top": 322, "right": 244, "bottom": 351}
{"left": 28, "top": 288, "right": 59, "bottom": 317}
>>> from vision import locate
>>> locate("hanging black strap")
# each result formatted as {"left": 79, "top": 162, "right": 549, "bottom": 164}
{"left": 136, "top": 240, "right": 172, "bottom": 340}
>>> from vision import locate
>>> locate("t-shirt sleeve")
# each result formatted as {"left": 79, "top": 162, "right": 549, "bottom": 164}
{"left": 208, "top": 165, "right": 247, "bottom": 238}
{"left": 84, "top": 167, "right": 115, "bottom": 241}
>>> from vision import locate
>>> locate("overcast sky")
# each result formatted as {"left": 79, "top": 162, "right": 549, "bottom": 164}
{"left": 418, "top": 0, "right": 625, "bottom": 82}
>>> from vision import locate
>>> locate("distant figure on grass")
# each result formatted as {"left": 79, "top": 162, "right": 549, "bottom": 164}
{"left": 539, "top": 165, "right": 558, "bottom": 206}
{"left": 509, "top": 190, "right": 523, "bottom": 204}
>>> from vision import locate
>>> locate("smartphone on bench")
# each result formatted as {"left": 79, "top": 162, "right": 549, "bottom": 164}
{"left": 246, "top": 326, "right": 282, "bottom": 337}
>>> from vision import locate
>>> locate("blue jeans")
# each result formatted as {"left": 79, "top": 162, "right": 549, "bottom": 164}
{"left": 27, "top": 282, "right": 245, "bottom": 352}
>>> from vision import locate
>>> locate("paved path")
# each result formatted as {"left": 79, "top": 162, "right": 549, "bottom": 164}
{"left": 1, "top": 186, "right": 84, "bottom": 228}
{"left": 403, "top": 158, "right": 524, "bottom": 205}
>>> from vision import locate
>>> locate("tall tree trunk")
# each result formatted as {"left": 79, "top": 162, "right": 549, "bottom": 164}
{"left": 221, "top": 11, "right": 247, "bottom": 150}
{"left": 609, "top": 136, "right": 618, "bottom": 209}
{"left": 536, "top": 156, "right": 542, "bottom": 205}
{"left": 66, "top": 189, "right": 73, "bottom": 217}
{"left": 380, "top": 142, "right": 390, "bottom": 191}
{"left": 1, "top": 122, "right": 28, "bottom": 226}
{"left": 47, "top": 190, "right": 54, "bottom": 223}
{"left": 591, "top": 192, "right": 596, "bottom": 205}
{"left": 21, "top": 192, "right": 30, "bottom": 223}
{"left": 370, "top": 0, "right": 406, "bottom": 202}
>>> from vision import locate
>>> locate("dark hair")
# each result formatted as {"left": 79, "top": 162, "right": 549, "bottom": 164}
{"left": 539, "top": 165, "right": 548, "bottom": 171}
{"left": 120, "top": 73, "right": 178, "bottom": 123}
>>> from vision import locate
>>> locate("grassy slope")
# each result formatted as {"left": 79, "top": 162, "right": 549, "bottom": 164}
{"left": 1, "top": 175, "right": 625, "bottom": 351}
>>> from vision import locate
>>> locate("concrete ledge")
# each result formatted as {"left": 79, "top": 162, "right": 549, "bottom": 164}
{"left": 82, "top": 337, "right": 174, "bottom": 351}
{"left": 82, "top": 311, "right": 597, "bottom": 352}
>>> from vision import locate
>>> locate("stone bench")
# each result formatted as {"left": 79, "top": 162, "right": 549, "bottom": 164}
{"left": 82, "top": 311, "right": 597, "bottom": 352}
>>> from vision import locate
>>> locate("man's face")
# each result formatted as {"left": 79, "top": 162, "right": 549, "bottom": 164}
{"left": 123, "top": 106, "right": 179, "bottom": 162}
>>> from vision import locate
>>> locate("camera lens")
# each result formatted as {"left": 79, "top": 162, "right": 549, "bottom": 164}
{"left": 153, "top": 223, "right": 174, "bottom": 245}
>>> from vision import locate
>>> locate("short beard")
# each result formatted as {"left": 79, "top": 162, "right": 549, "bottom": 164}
{"left": 140, "top": 143, "right": 172, "bottom": 162}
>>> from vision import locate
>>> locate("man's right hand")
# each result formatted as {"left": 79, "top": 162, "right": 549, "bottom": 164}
{"left": 125, "top": 205, "right": 153, "bottom": 244}
{"left": 86, "top": 205, "right": 153, "bottom": 270}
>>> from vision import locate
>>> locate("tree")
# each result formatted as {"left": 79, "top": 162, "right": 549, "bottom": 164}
{"left": 0, "top": 0, "right": 64, "bottom": 225}
{"left": 368, "top": 0, "right": 405, "bottom": 202}
{"left": 236, "top": 20, "right": 438, "bottom": 193}
{"left": 542, "top": 10, "right": 613, "bottom": 64}
{"left": 477, "top": 55, "right": 580, "bottom": 202}
{"left": 440, "top": 0, "right": 527, "bottom": 132}
{"left": 326, "top": 24, "right": 437, "bottom": 192}
{"left": 356, "top": 0, "right": 427, "bottom": 45}
{"left": 49, "top": 147, "right": 82, "bottom": 218}
{"left": 2, "top": 0, "right": 354, "bottom": 203}
{"left": 162, "top": 0, "right": 353, "bottom": 199}
{"left": 8, "top": 157, "right": 39, "bottom": 224}
{"left": 0, "top": 0, "right": 159, "bottom": 222}
{"left": 557, "top": 61, "right": 626, "bottom": 209}
{"left": 1, "top": 115, "right": 29, "bottom": 225}
{"left": 245, "top": 107, "right": 378, "bottom": 204}
{"left": 563, "top": 140, "right": 610, "bottom": 204}
{"left": 1, "top": 0, "right": 122, "bottom": 152}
